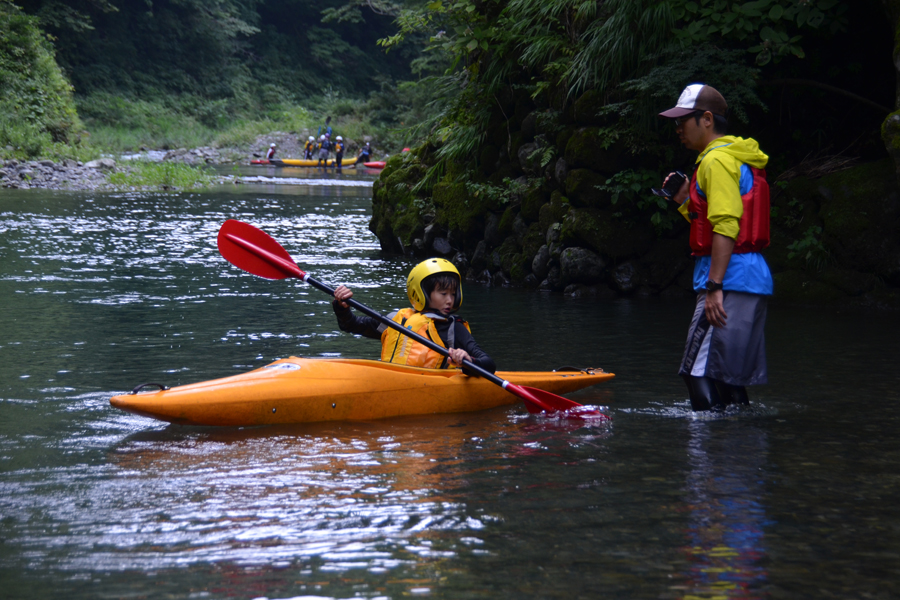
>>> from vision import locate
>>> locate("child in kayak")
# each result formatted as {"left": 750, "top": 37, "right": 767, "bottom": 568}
{"left": 332, "top": 258, "right": 496, "bottom": 373}
{"left": 266, "top": 143, "right": 276, "bottom": 160}
{"left": 356, "top": 142, "right": 372, "bottom": 165}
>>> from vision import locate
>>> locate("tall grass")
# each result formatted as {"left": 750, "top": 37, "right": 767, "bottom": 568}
{"left": 107, "top": 161, "right": 216, "bottom": 189}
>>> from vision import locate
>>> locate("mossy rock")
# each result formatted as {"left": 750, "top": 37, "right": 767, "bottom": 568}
{"left": 564, "top": 127, "right": 620, "bottom": 174}
{"left": 572, "top": 90, "right": 608, "bottom": 126}
{"left": 817, "top": 159, "right": 900, "bottom": 277}
{"left": 560, "top": 207, "right": 653, "bottom": 260}
{"left": 432, "top": 182, "right": 486, "bottom": 237}
{"left": 556, "top": 127, "right": 577, "bottom": 153}
{"left": 538, "top": 191, "right": 571, "bottom": 234}
{"left": 565, "top": 168, "right": 611, "bottom": 208}
{"left": 521, "top": 184, "right": 548, "bottom": 221}
{"left": 520, "top": 112, "right": 537, "bottom": 143}
{"left": 497, "top": 235, "right": 521, "bottom": 270}
{"left": 498, "top": 205, "right": 517, "bottom": 238}
{"left": 772, "top": 270, "right": 846, "bottom": 305}
{"left": 521, "top": 222, "right": 544, "bottom": 261}
{"left": 881, "top": 111, "right": 900, "bottom": 183}
{"left": 392, "top": 205, "right": 426, "bottom": 250}
{"left": 377, "top": 153, "right": 406, "bottom": 182}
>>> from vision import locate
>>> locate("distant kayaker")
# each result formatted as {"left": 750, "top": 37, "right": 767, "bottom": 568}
{"left": 333, "top": 136, "right": 344, "bottom": 172}
{"left": 332, "top": 259, "right": 496, "bottom": 373}
{"left": 316, "top": 134, "right": 331, "bottom": 168}
{"left": 356, "top": 142, "right": 372, "bottom": 165}
{"left": 303, "top": 136, "right": 315, "bottom": 160}
{"left": 658, "top": 83, "right": 773, "bottom": 411}
{"left": 266, "top": 143, "right": 276, "bottom": 160}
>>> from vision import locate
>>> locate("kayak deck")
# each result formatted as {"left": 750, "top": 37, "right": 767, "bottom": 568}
{"left": 110, "top": 356, "right": 614, "bottom": 426}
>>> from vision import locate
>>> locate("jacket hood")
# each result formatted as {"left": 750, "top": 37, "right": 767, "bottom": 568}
{"left": 698, "top": 135, "right": 768, "bottom": 169}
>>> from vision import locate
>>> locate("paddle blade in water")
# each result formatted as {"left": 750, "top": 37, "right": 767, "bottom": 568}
{"left": 505, "top": 383, "right": 582, "bottom": 414}
{"left": 218, "top": 220, "right": 303, "bottom": 280}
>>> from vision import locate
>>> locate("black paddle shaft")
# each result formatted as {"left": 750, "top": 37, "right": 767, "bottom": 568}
{"left": 305, "top": 274, "right": 505, "bottom": 387}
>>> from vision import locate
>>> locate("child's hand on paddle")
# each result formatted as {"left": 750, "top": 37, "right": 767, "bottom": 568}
{"left": 448, "top": 347, "right": 472, "bottom": 367}
{"left": 334, "top": 285, "right": 353, "bottom": 308}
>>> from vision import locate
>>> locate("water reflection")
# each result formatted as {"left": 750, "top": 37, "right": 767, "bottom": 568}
{"left": 679, "top": 421, "right": 770, "bottom": 599}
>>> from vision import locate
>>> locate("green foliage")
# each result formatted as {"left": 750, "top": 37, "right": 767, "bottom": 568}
{"left": 787, "top": 224, "right": 830, "bottom": 271}
{"left": 598, "top": 169, "right": 680, "bottom": 233}
{"left": 107, "top": 161, "right": 216, "bottom": 190}
{"left": 670, "top": 0, "right": 848, "bottom": 65}
{"left": 0, "top": 0, "right": 81, "bottom": 148}
{"left": 463, "top": 176, "right": 533, "bottom": 207}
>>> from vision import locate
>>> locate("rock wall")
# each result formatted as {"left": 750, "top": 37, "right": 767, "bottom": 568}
{"left": 371, "top": 94, "right": 900, "bottom": 308}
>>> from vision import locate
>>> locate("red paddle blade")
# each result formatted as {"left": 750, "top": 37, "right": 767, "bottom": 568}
{"left": 506, "top": 383, "right": 582, "bottom": 413}
{"left": 507, "top": 383, "right": 611, "bottom": 421}
{"left": 217, "top": 220, "right": 304, "bottom": 280}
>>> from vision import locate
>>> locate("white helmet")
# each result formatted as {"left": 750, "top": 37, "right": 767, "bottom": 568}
{"left": 320, "top": 135, "right": 325, "bottom": 141}
{"left": 270, "top": 143, "right": 276, "bottom": 147}
{"left": 308, "top": 136, "right": 314, "bottom": 142}
{"left": 336, "top": 136, "right": 342, "bottom": 141}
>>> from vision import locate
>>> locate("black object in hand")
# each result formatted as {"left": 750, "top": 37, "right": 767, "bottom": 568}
{"left": 651, "top": 171, "right": 687, "bottom": 198}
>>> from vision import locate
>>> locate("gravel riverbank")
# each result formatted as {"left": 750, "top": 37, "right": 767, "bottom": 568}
{"left": 1, "top": 132, "right": 383, "bottom": 191}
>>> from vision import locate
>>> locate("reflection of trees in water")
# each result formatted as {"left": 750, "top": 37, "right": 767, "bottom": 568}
{"left": 681, "top": 421, "right": 770, "bottom": 600}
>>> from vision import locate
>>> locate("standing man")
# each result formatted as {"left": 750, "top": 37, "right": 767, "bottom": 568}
{"left": 659, "top": 84, "right": 773, "bottom": 411}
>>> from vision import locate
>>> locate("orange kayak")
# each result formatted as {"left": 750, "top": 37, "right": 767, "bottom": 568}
{"left": 110, "top": 357, "right": 614, "bottom": 426}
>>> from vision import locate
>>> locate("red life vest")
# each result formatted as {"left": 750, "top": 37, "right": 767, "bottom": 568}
{"left": 687, "top": 165, "right": 770, "bottom": 256}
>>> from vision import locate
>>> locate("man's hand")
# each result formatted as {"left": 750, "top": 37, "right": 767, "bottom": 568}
{"left": 705, "top": 233, "right": 735, "bottom": 328}
{"left": 705, "top": 289, "right": 727, "bottom": 328}
{"left": 665, "top": 172, "right": 690, "bottom": 205}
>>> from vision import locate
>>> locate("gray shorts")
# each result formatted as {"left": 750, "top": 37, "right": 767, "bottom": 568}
{"left": 318, "top": 149, "right": 329, "bottom": 160}
{"left": 678, "top": 291, "right": 768, "bottom": 386}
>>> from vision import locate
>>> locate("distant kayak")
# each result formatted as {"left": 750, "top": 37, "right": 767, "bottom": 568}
{"left": 362, "top": 161, "right": 386, "bottom": 169}
{"left": 250, "top": 158, "right": 357, "bottom": 167}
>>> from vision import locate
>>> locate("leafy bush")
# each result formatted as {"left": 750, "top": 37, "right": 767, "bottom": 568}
{"left": 0, "top": 0, "right": 82, "bottom": 154}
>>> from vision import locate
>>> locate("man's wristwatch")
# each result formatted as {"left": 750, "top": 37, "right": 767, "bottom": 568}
{"left": 705, "top": 279, "right": 723, "bottom": 292}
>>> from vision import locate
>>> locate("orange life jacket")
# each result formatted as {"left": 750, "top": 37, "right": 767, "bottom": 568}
{"left": 687, "top": 165, "right": 770, "bottom": 256}
{"left": 380, "top": 308, "right": 470, "bottom": 369}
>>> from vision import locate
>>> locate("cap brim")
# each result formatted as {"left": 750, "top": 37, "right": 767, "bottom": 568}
{"left": 659, "top": 107, "right": 696, "bottom": 118}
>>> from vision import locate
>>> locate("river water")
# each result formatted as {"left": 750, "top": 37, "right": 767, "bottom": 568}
{"left": 1, "top": 168, "right": 899, "bottom": 600}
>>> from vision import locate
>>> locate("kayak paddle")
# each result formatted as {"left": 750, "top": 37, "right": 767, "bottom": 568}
{"left": 217, "top": 219, "right": 606, "bottom": 418}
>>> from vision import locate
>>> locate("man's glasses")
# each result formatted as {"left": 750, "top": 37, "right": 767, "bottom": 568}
{"left": 674, "top": 111, "right": 705, "bottom": 127}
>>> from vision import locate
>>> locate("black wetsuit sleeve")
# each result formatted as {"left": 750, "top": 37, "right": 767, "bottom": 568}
{"left": 332, "top": 300, "right": 383, "bottom": 340}
{"left": 453, "top": 321, "right": 497, "bottom": 374}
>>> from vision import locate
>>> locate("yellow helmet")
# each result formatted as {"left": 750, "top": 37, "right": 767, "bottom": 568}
{"left": 407, "top": 258, "right": 462, "bottom": 312}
